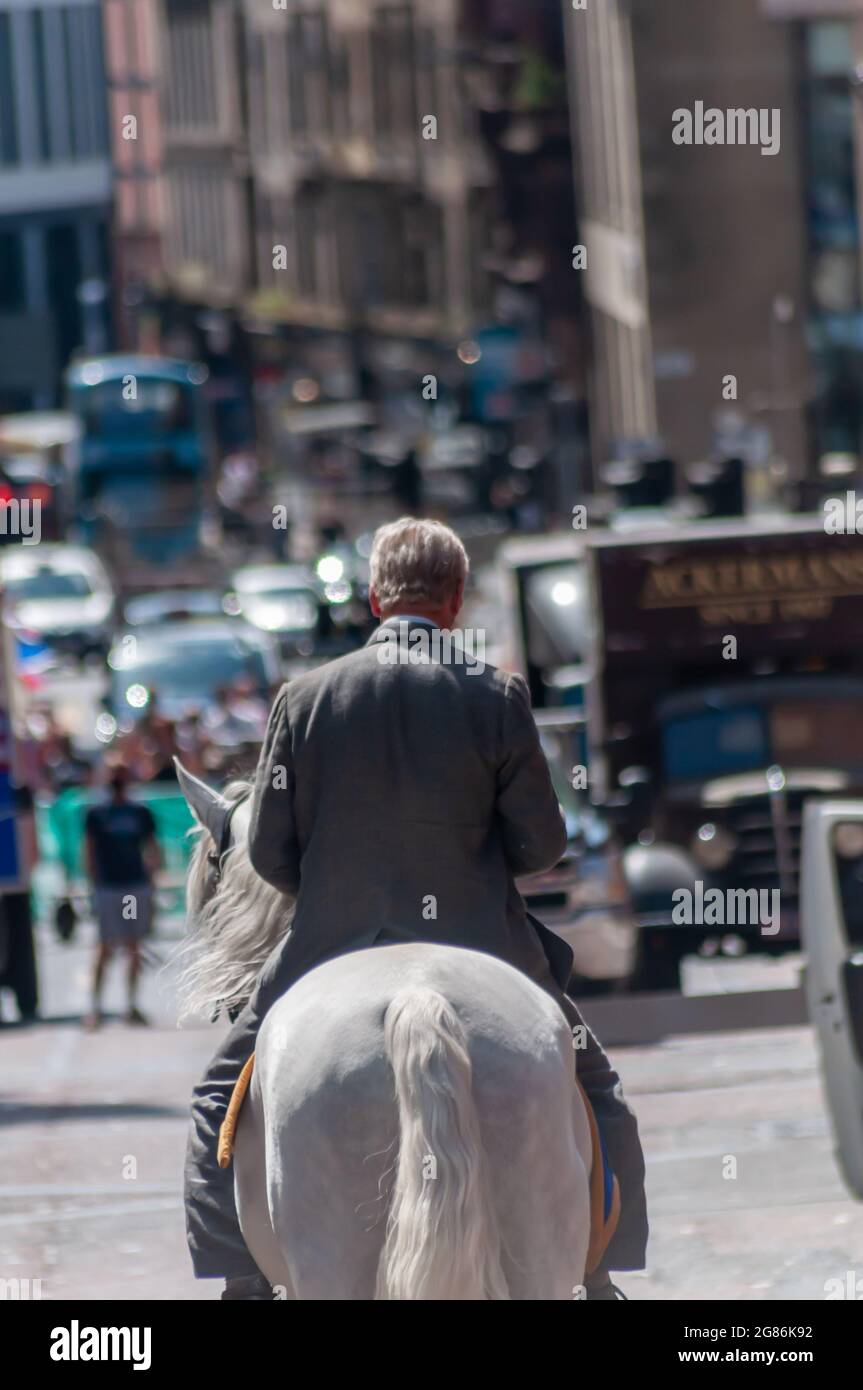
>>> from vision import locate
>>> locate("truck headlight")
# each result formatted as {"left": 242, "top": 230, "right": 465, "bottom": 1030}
{"left": 834, "top": 822, "right": 863, "bottom": 859}
{"left": 692, "top": 822, "right": 736, "bottom": 870}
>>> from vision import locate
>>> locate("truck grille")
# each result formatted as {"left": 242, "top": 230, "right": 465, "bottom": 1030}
{"left": 723, "top": 789, "right": 807, "bottom": 905}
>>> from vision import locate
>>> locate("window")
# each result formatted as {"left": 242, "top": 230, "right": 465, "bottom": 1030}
{"left": 334, "top": 186, "right": 436, "bottom": 311}
{"left": 31, "top": 12, "right": 51, "bottom": 160}
{"left": 46, "top": 223, "right": 83, "bottom": 368}
{"left": 286, "top": 11, "right": 331, "bottom": 137}
{"left": 802, "top": 20, "right": 863, "bottom": 455}
{"left": 0, "top": 13, "right": 19, "bottom": 164}
{"left": 0, "top": 231, "right": 24, "bottom": 312}
{"left": 804, "top": 22, "right": 858, "bottom": 314}
{"left": 78, "top": 379, "right": 193, "bottom": 437}
{"left": 371, "top": 6, "right": 418, "bottom": 141}
{"left": 164, "top": 2, "right": 217, "bottom": 131}
{"left": 62, "top": 4, "right": 109, "bottom": 159}
{"left": 295, "top": 187, "right": 323, "bottom": 299}
{"left": 61, "top": 8, "right": 82, "bottom": 156}
{"left": 401, "top": 198, "right": 434, "bottom": 306}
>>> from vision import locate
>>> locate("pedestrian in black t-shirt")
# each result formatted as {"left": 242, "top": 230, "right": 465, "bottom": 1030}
{"left": 83, "top": 762, "right": 161, "bottom": 1031}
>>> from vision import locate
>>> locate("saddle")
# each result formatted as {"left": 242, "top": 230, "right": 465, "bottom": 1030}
{"left": 218, "top": 1056, "right": 620, "bottom": 1276}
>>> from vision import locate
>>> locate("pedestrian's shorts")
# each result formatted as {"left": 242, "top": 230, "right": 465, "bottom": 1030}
{"left": 93, "top": 885, "right": 153, "bottom": 943}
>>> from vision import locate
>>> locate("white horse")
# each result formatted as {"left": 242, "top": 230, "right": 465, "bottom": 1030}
{"left": 176, "top": 766, "right": 593, "bottom": 1300}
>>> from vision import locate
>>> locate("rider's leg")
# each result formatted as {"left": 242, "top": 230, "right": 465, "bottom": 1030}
{"left": 530, "top": 964, "right": 648, "bottom": 1274}
{"left": 185, "top": 996, "right": 267, "bottom": 1278}
{"left": 185, "top": 936, "right": 302, "bottom": 1279}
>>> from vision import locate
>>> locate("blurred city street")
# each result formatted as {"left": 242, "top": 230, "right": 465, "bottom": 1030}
{"left": 2, "top": 0, "right": 863, "bottom": 1314}
{"left": 3, "top": 921, "right": 862, "bottom": 1301}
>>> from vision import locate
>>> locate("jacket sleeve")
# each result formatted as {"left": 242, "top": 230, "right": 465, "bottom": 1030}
{"left": 248, "top": 685, "right": 301, "bottom": 897}
{"left": 495, "top": 672, "right": 568, "bottom": 876}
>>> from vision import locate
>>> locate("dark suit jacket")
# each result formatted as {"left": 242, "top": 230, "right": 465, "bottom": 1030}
{"left": 247, "top": 618, "right": 570, "bottom": 988}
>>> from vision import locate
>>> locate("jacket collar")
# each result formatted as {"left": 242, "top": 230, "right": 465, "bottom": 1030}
{"left": 366, "top": 616, "right": 439, "bottom": 646}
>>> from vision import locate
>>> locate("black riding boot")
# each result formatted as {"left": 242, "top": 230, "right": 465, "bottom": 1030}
{"left": 221, "top": 1273, "right": 273, "bottom": 1300}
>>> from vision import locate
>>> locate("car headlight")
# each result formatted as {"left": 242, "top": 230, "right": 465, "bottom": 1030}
{"left": 692, "top": 822, "right": 737, "bottom": 870}
{"left": 323, "top": 580, "right": 351, "bottom": 605}
{"left": 95, "top": 712, "right": 117, "bottom": 744}
{"left": 125, "top": 683, "right": 149, "bottom": 709}
{"left": 316, "top": 554, "right": 344, "bottom": 583}
{"left": 834, "top": 822, "right": 863, "bottom": 859}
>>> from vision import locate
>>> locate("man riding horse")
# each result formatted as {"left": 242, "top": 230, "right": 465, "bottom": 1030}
{"left": 183, "top": 517, "right": 647, "bottom": 1299}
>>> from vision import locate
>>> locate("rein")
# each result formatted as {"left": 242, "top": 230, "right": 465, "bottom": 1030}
{"left": 208, "top": 791, "right": 252, "bottom": 881}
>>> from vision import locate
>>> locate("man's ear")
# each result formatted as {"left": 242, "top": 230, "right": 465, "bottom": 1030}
{"left": 369, "top": 585, "right": 382, "bottom": 619}
{"left": 452, "top": 579, "right": 466, "bottom": 620}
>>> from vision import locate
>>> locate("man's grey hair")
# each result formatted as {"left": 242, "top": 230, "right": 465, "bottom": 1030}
{"left": 369, "top": 517, "right": 469, "bottom": 613}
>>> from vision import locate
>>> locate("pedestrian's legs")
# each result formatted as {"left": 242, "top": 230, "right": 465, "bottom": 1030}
{"left": 127, "top": 942, "right": 141, "bottom": 1004}
{"left": 84, "top": 942, "right": 112, "bottom": 1029}
{"left": 92, "top": 941, "right": 111, "bottom": 1002}
{"left": 123, "top": 941, "right": 150, "bottom": 1025}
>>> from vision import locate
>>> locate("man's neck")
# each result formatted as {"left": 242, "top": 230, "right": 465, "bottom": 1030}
{"left": 379, "top": 610, "right": 450, "bottom": 628}
{"left": 382, "top": 613, "right": 437, "bottom": 627}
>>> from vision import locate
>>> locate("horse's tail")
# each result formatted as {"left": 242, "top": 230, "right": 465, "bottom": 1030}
{"left": 375, "top": 986, "right": 509, "bottom": 1300}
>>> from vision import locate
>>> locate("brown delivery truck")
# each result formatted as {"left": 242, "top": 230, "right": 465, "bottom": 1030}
{"left": 589, "top": 515, "right": 863, "bottom": 988}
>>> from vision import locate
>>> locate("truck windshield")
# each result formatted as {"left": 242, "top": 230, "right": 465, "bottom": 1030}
{"left": 661, "top": 705, "right": 769, "bottom": 782}
{"left": 77, "top": 380, "right": 193, "bottom": 436}
{"left": 81, "top": 472, "right": 197, "bottom": 524}
{"left": 522, "top": 562, "right": 589, "bottom": 669}
{"left": 661, "top": 697, "right": 863, "bottom": 782}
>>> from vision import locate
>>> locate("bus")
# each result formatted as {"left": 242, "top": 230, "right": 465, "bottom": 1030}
{"left": 65, "top": 355, "right": 212, "bottom": 581}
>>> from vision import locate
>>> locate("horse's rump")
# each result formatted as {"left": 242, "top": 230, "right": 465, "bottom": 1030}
{"left": 234, "top": 943, "right": 593, "bottom": 1300}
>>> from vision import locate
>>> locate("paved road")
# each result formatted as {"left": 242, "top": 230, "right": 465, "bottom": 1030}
{"left": 1, "top": 921, "right": 861, "bottom": 1301}
{"left": 0, "top": 918, "right": 221, "bottom": 1300}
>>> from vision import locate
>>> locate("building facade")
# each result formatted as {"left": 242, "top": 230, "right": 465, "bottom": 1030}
{"left": 564, "top": 0, "right": 863, "bottom": 488}
{"left": 243, "top": 0, "right": 493, "bottom": 344}
{"left": 158, "top": 0, "right": 251, "bottom": 303}
{"left": 134, "top": 0, "right": 584, "bottom": 505}
{"left": 102, "top": 0, "right": 165, "bottom": 348}
{"left": 0, "top": 0, "right": 111, "bottom": 409}
{"left": 564, "top": 0, "right": 657, "bottom": 466}
{"left": 765, "top": 1, "right": 863, "bottom": 465}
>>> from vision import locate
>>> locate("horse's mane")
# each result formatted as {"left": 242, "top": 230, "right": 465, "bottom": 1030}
{"left": 174, "top": 779, "right": 295, "bottom": 1022}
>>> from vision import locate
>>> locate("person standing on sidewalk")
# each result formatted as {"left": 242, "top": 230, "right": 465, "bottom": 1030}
{"left": 83, "top": 761, "right": 161, "bottom": 1030}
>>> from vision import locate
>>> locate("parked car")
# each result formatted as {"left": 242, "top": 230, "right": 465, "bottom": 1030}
{"left": 1, "top": 542, "right": 115, "bottom": 660}
{"left": 0, "top": 453, "right": 65, "bottom": 542}
{"left": 226, "top": 564, "right": 322, "bottom": 656}
{"left": 123, "top": 588, "right": 228, "bottom": 627}
{"left": 106, "top": 619, "right": 279, "bottom": 729}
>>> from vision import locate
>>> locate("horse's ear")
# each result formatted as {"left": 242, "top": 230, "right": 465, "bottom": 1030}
{"left": 174, "top": 757, "right": 232, "bottom": 847}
